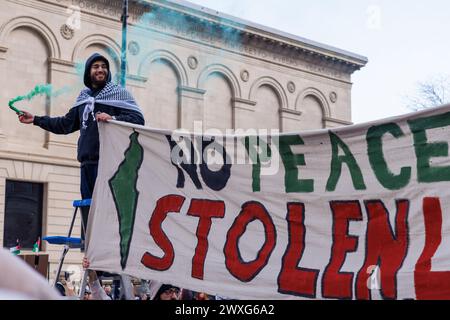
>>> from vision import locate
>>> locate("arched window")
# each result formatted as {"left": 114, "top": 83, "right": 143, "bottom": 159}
{"left": 298, "top": 94, "right": 325, "bottom": 130}
{"left": 204, "top": 72, "right": 233, "bottom": 131}
{"left": 254, "top": 84, "right": 281, "bottom": 131}
{"left": 142, "top": 59, "right": 180, "bottom": 130}
{"left": 4, "top": 27, "right": 50, "bottom": 147}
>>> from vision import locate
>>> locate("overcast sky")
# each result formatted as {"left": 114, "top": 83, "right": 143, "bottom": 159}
{"left": 188, "top": 0, "right": 450, "bottom": 124}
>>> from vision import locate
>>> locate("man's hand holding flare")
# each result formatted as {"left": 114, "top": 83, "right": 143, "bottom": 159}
{"left": 18, "top": 111, "right": 34, "bottom": 124}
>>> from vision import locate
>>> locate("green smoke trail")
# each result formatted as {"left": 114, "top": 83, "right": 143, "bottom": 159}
{"left": 8, "top": 84, "right": 71, "bottom": 114}
{"left": 129, "top": 1, "right": 245, "bottom": 78}
{"left": 75, "top": 62, "right": 85, "bottom": 79}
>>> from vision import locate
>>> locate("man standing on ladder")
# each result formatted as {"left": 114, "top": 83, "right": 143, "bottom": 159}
{"left": 18, "top": 52, "right": 145, "bottom": 243}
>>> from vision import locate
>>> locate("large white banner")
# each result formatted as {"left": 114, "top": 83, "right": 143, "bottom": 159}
{"left": 87, "top": 104, "right": 450, "bottom": 300}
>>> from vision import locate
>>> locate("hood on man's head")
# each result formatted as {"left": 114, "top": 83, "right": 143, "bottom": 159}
{"left": 83, "top": 53, "right": 112, "bottom": 89}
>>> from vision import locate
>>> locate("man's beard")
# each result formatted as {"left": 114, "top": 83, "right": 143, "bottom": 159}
{"left": 91, "top": 73, "right": 107, "bottom": 87}
{"left": 92, "top": 79, "right": 106, "bottom": 87}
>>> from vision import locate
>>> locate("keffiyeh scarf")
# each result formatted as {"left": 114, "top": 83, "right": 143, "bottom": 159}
{"left": 73, "top": 82, "right": 143, "bottom": 129}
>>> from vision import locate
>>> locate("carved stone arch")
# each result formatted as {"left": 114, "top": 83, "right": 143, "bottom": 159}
{"left": 72, "top": 34, "right": 122, "bottom": 66}
{"left": 249, "top": 76, "right": 288, "bottom": 110}
{"left": 198, "top": 64, "right": 241, "bottom": 98}
{"left": 295, "top": 87, "right": 331, "bottom": 118}
{"left": 138, "top": 50, "right": 188, "bottom": 87}
{"left": 0, "top": 16, "right": 61, "bottom": 58}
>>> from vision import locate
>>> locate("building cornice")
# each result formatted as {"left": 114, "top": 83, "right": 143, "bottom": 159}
{"left": 148, "top": 0, "right": 368, "bottom": 73}
{"left": 33, "top": 0, "right": 368, "bottom": 74}
{"left": 32, "top": 0, "right": 365, "bottom": 78}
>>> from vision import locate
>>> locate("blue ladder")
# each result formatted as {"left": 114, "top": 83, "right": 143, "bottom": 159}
{"left": 43, "top": 199, "right": 135, "bottom": 300}
{"left": 43, "top": 199, "right": 91, "bottom": 292}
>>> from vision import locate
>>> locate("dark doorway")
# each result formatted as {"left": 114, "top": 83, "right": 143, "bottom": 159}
{"left": 3, "top": 180, "right": 43, "bottom": 249}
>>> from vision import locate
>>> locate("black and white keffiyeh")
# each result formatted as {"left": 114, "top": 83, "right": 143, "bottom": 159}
{"left": 74, "top": 82, "right": 143, "bottom": 129}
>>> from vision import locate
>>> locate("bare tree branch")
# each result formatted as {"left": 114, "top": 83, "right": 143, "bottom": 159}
{"left": 405, "top": 74, "right": 450, "bottom": 111}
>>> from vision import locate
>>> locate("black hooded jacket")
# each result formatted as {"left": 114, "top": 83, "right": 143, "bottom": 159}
{"left": 33, "top": 53, "right": 145, "bottom": 165}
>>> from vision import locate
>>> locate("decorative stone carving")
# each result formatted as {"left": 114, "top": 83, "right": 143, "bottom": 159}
{"left": 60, "top": 24, "right": 74, "bottom": 40}
{"left": 187, "top": 56, "right": 198, "bottom": 69}
{"left": 240, "top": 70, "right": 250, "bottom": 82}
{"left": 128, "top": 41, "right": 140, "bottom": 56}
{"left": 0, "top": 46, "right": 8, "bottom": 60}
{"left": 287, "top": 81, "right": 296, "bottom": 93}
{"left": 329, "top": 91, "right": 338, "bottom": 103}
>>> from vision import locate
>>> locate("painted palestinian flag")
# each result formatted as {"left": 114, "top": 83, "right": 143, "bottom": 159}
{"left": 32, "top": 237, "right": 40, "bottom": 253}
{"left": 9, "top": 240, "right": 21, "bottom": 255}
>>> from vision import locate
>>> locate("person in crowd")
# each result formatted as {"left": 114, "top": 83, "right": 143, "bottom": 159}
{"left": 153, "top": 284, "right": 181, "bottom": 300}
{"left": 82, "top": 256, "right": 112, "bottom": 300}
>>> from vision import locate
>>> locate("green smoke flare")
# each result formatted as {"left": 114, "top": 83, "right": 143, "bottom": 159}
{"left": 8, "top": 84, "right": 71, "bottom": 113}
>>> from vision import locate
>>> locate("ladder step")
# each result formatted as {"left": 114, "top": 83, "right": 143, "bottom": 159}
{"left": 43, "top": 236, "right": 83, "bottom": 248}
{"left": 73, "top": 199, "right": 92, "bottom": 208}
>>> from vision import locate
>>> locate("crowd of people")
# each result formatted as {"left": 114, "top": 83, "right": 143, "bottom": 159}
{"left": 1, "top": 247, "right": 221, "bottom": 300}
{"left": 55, "top": 258, "right": 218, "bottom": 300}
{"left": 75, "top": 283, "right": 215, "bottom": 301}
{"left": 57, "top": 280, "right": 215, "bottom": 301}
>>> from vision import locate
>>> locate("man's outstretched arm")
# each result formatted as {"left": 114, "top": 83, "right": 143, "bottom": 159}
{"left": 19, "top": 107, "right": 80, "bottom": 134}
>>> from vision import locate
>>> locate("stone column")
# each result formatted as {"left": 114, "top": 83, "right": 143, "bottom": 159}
{"left": 280, "top": 108, "right": 302, "bottom": 133}
{"left": 179, "top": 86, "right": 205, "bottom": 131}
{"left": 125, "top": 74, "right": 148, "bottom": 104}
{"left": 232, "top": 97, "right": 256, "bottom": 131}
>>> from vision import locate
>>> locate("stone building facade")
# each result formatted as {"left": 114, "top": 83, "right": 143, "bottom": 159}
{"left": 0, "top": 0, "right": 367, "bottom": 281}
